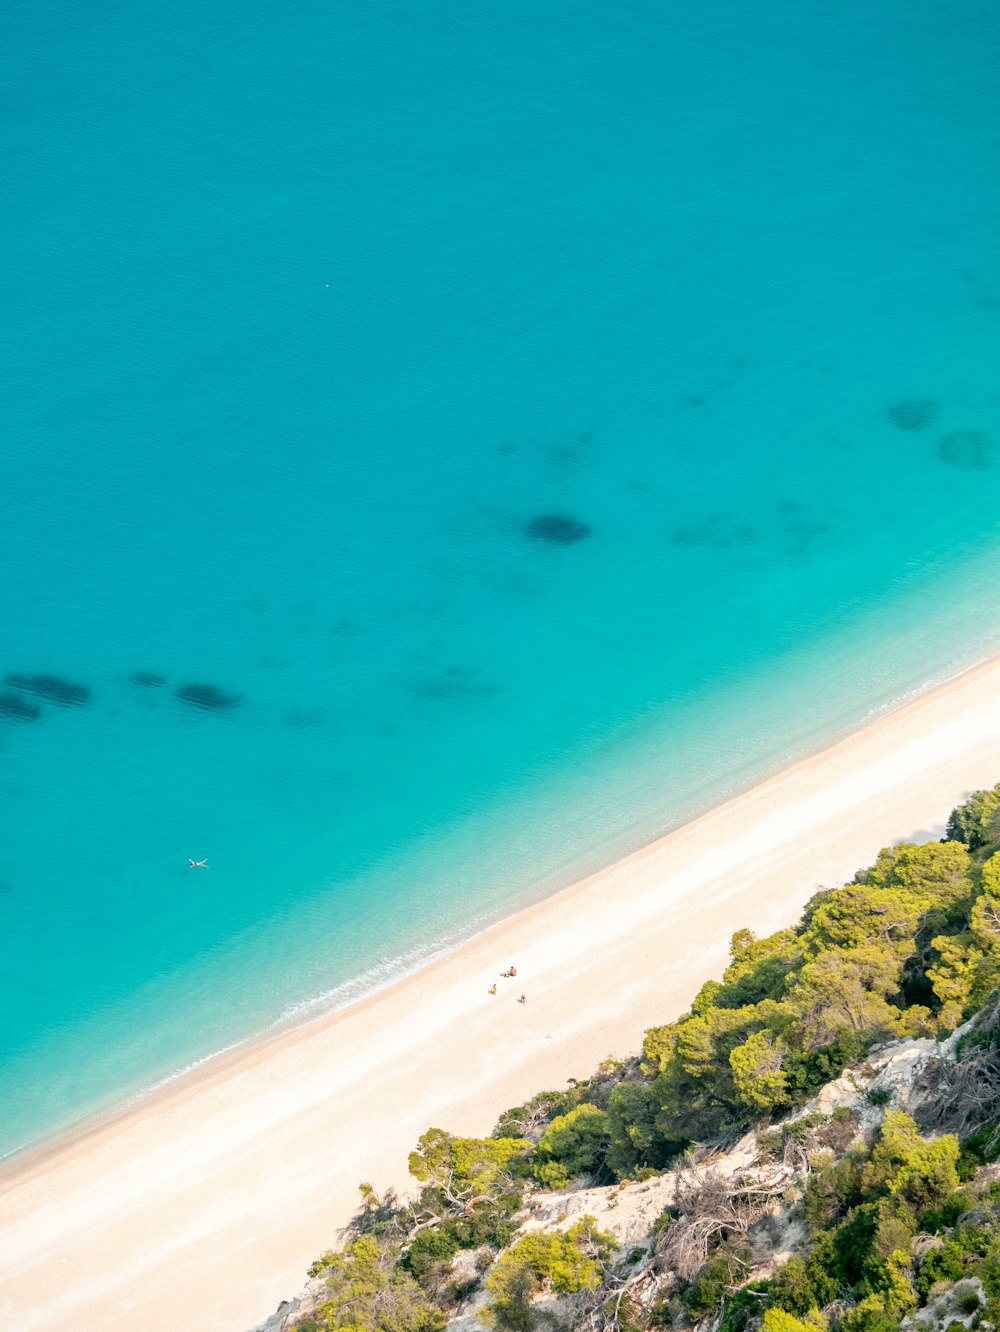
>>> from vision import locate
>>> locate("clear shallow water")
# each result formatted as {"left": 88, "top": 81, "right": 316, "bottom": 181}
{"left": 2, "top": 0, "right": 1000, "bottom": 1156}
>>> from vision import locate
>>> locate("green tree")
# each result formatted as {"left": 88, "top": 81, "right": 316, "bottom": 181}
{"left": 640, "top": 1023, "right": 677, "bottom": 1076}
{"left": 927, "top": 933, "right": 986, "bottom": 1028}
{"left": 861, "top": 1111, "right": 959, "bottom": 1216}
{"left": 786, "top": 947, "right": 902, "bottom": 1049}
{"left": 947, "top": 784, "right": 1000, "bottom": 850}
{"left": 302, "top": 1234, "right": 446, "bottom": 1332}
{"left": 803, "top": 881, "right": 929, "bottom": 960}
{"left": 970, "top": 855, "right": 1000, "bottom": 964}
{"left": 533, "top": 1104, "right": 611, "bottom": 1188}
{"left": 863, "top": 841, "right": 971, "bottom": 908}
{"left": 766, "top": 1256, "right": 820, "bottom": 1317}
{"left": 480, "top": 1216, "right": 614, "bottom": 1330}
{"left": 719, "top": 928, "right": 801, "bottom": 1007}
{"left": 763, "top": 1310, "right": 821, "bottom": 1332}
{"left": 838, "top": 1292, "right": 904, "bottom": 1332}
{"left": 654, "top": 999, "right": 788, "bottom": 1139}
{"left": 605, "top": 1080, "right": 672, "bottom": 1176}
{"left": 408, "top": 1129, "right": 530, "bottom": 1214}
{"left": 730, "top": 1031, "right": 790, "bottom": 1111}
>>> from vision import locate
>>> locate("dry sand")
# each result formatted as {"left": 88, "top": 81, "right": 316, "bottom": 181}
{"left": 4, "top": 656, "right": 1000, "bottom": 1331}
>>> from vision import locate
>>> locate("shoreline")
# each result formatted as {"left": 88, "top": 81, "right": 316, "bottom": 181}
{"left": 3, "top": 632, "right": 983, "bottom": 1181}
{"left": 4, "top": 652, "right": 1000, "bottom": 1330}
{"left": 1, "top": 642, "right": 982, "bottom": 1183}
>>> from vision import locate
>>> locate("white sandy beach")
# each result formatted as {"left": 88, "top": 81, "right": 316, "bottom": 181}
{"left": 4, "top": 656, "right": 1000, "bottom": 1331}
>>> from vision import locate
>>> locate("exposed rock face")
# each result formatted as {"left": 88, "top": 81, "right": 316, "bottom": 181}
{"left": 246, "top": 1298, "right": 299, "bottom": 1332}
{"left": 246, "top": 1294, "right": 300, "bottom": 1326}
{"left": 523, "top": 1172, "right": 679, "bottom": 1249}
{"left": 903, "top": 1277, "right": 986, "bottom": 1332}
{"left": 808, "top": 1034, "right": 947, "bottom": 1129}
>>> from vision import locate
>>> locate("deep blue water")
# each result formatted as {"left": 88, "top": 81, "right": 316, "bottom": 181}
{"left": 2, "top": 0, "right": 1000, "bottom": 1156}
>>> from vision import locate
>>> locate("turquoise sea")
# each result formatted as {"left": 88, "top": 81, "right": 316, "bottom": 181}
{"left": 2, "top": 0, "right": 1000, "bottom": 1158}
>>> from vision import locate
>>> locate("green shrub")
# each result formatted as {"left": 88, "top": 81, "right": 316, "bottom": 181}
{"left": 762, "top": 1311, "right": 819, "bottom": 1332}
{"left": 683, "top": 1241, "right": 752, "bottom": 1318}
{"left": 480, "top": 1216, "right": 614, "bottom": 1331}
{"left": 404, "top": 1226, "right": 460, "bottom": 1281}
{"left": 838, "top": 1294, "right": 903, "bottom": 1332}
{"left": 305, "top": 1235, "right": 446, "bottom": 1332}
{"left": 918, "top": 1241, "right": 972, "bottom": 1297}
{"left": 954, "top": 1280, "right": 983, "bottom": 1315}
{"left": 719, "top": 1282, "right": 770, "bottom": 1332}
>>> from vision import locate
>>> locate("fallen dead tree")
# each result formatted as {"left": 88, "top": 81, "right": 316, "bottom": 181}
{"left": 657, "top": 1159, "right": 797, "bottom": 1282}
{"left": 918, "top": 992, "right": 1000, "bottom": 1145}
{"left": 569, "top": 1146, "right": 806, "bottom": 1331}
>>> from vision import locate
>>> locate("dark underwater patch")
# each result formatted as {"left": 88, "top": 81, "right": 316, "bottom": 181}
{"left": 0, "top": 691, "right": 41, "bottom": 721}
{"left": 886, "top": 398, "right": 938, "bottom": 431}
{"left": 130, "top": 671, "right": 166, "bottom": 688}
{"left": 5, "top": 673, "right": 90, "bottom": 706}
{"left": 777, "top": 501, "right": 833, "bottom": 556}
{"left": 283, "top": 706, "right": 326, "bottom": 727}
{"left": 938, "top": 428, "right": 994, "bottom": 470}
{"left": 542, "top": 440, "right": 587, "bottom": 470}
{"left": 673, "top": 514, "right": 757, "bottom": 549}
{"left": 175, "top": 683, "right": 241, "bottom": 711}
{"left": 408, "top": 666, "right": 500, "bottom": 702}
{"left": 525, "top": 513, "right": 592, "bottom": 545}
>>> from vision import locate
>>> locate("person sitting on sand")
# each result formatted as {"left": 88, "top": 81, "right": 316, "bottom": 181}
{"left": 509, "top": 965, "right": 517, "bottom": 977}
{"left": 489, "top": 984, "right": 497, "bottom": 995}
{"left": 518, "top": 994, "right": 526, "bottom": 1004}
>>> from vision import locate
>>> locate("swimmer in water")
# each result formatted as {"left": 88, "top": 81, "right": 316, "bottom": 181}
{"left": 189, "top": 859, "right": 209, "bottom": 867}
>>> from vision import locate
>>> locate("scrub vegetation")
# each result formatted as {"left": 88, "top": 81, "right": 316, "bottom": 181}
{"left": 290, "top": 782, "right": 1000, "bottom": 1331}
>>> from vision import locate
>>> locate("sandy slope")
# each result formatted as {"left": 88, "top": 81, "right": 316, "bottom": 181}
{"left": 3, "top": 657, "right": 1000, "bottom": 1331}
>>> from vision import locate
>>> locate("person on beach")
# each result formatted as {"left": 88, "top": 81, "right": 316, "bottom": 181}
{"left": 489, "top": 984, "right": 497, "bottom": 995}
{"left": 509, "top": 965, "right": 517, "bottom": 977}
{"left": 518, "top": 994, "right": 526, "bottom": 1004}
